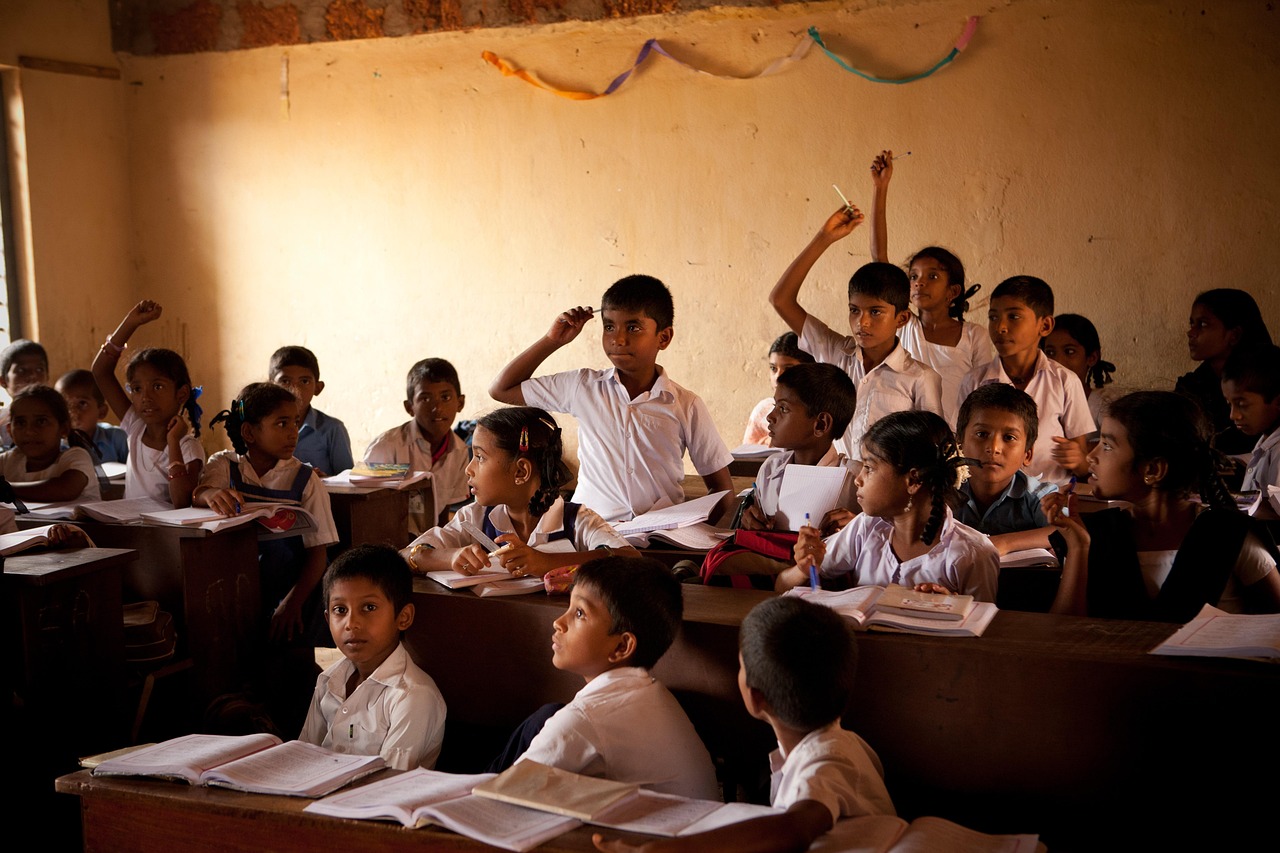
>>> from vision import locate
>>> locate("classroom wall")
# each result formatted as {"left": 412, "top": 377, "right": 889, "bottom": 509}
{"left": 5, "top": 0, "right": 1279, "bottom": 460}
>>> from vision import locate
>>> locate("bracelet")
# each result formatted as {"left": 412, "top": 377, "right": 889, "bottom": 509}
{"left": 102, "top": 337, "right": 126, "bottom": 354}
{"left": 166, "top": 461, "right": 186, "bottom": 480}
{"left": 408, "top": 542, "right": 434, "bottom": 571}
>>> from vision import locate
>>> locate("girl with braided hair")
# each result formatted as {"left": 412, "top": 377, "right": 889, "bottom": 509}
{"left": 403, "top": 407, "right": 638, "bottom": 581}
{"left": 1043, "top": 391, "right": 1280, "bottom": 620}
{"left": 775, "top": 411, "right": 999, "bottom": 601}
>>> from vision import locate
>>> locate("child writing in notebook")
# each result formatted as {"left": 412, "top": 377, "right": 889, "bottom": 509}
{"left": 868, "top": 149, "right": 990, "bottom": 425}
{"left": 776, "top": 411, "right": 999, "bottom": 601}
{"left": 769, "top": 206, "right": 942, "bottom": 465}
{"left": 0, "top": 385, "right": 100, "bottom": 502}
{"left": 742, "top": 332, "right": 815, "bottom": 447}
{"left": 593, "top": 596, "right": 895, "bottom": 853}
{"left": 1042, "top": 313, "right": 1118, "bottom": 434}
{"left": 197, "top": 383, "right": 339, "bottom": 642}
{"left": 1043, "top": 391, "right": 1280, "bottom": 619}
{"left": 402, "top": 406, "right": 636, "bottom": 579}
{"left": 91, "top": 300, "right": 204, "bottom": 506}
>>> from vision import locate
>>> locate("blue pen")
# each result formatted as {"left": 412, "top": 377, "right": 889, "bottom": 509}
{"left": 1062, "top": 476, "right": 1077, "bottom": 517}
{"left": 805, "top": 513, "right": 819, "bottom": 591}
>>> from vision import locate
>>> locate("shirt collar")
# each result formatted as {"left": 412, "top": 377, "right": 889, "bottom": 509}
{"left": 578, "top": 665, "right": 651, "bottom": 699}
{"left": 485, "top": 498, "right": 568, "bottom": 545}
{"left": 593, "top": 366, "right": 674, "bottom": 402}
{"left": 321, "top": 642, "right": 409, "bottom": 700}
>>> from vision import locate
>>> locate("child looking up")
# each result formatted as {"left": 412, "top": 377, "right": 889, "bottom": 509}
{"left": 300, "top": 544, "right": 447, "bottom": 770}
{"left": 0, "top": 385, "right": 100, "bottom": 502}
{"left": 1177, "top": 288, "right": 1273, "bottom": 455}
{"left": 402, "top": 407, "right": 637, "bottom": 578}
{"left": 1042, "top": 313, "right": 1118, "bottom": 433}
{"left": 593, "top": 596, "right": 895, "bottom": 853}
{"left": 1044, "top": 391, "right": 1280, "bottom": 619}
{"left": 1221, "top": 345, "right": 1280, "bottom": 511}
{"left": 954, "top": 384, "right": 1055, "bottom": 555}
{"left": 868, "top": 150, "right": 991, "bottom": 425}
{"left": 364, "top": 358, "right": 470, "bottom": 536}
{"left": 514, "top": 556, "right": 719, "bottom": 799}
{"left": 769, "top": 206, "right": 942, "bottom": 464}
{"left": 55, "top": 369, "right": 129, "bottom": 464}
{"left": 958, "top": 276, "right": 1092, "bottom": 487}
{"left": 776, "top": 411, "right": 998, "bottom": 601}
{"left": 198, "top": 383, "right": 339, "bottom": 643}
{"left": 742, "top": 332, "right": 815, "bottom": 447}
{"left": 0, "top": 338, "right": 50, "bottom": 446}
{"left": 91, "top": 300, "right": 204, "bottom": 506}
{"left": 490, "top": 275, "right": 734, "bottom": 524}
{"left": 270, "top": 345, "right": 353, "bottom": 477}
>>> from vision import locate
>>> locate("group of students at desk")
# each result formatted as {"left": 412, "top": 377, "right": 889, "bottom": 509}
{"left": 6, "top": 152, "right": 1280, "bottom": 850}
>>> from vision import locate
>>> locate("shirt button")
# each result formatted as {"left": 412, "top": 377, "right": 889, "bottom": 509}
{"left": 341, "top": 707, "right": 349, "bottom": 714}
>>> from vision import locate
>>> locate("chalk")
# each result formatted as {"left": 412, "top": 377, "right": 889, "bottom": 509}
{"left": 832, "top": 184, "right": 855, "bottom": 214}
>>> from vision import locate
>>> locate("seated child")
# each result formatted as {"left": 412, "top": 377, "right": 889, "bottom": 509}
{"left": 742, "top": 332, "right": 814, "bottom": 446}
{"left": 199, "top": 383, "right": 339, "bottom": 642}
{"left": 1042, "top": 313, "right": 1118, "bottom": 434}
{"left": 958, "top": 276, "right": 1092, "bottom": 487}
{"left": 776, "top": 411, "right": 999, "bottom": 602}
{"left": 91, "top": 300, "right": 204, "bottom": 506}
{"left": 0, "top": 338, "right": 50, "bottom": 446}
{"left": 364, "top": 358, "right": 470, "bottom": 535}
{"left": 403, "top": 407, "right": 637, "bottom": 578}
{"left": 490, "top": 275, "right": 734, "bottom": 523}
{"left": 1043, "top": 391, "right": 1280, "bottom": 619}
{"left": 300, "top": 544, "right": 447, "bottom": 770}
{"left": 769, "top": 205, "right": 942, "bottom": 463}
{"left": 868, "top": 149, "right": 992, "bottom": 426}
{"left": 592, "top": 596, "right": 894, "bottom": 853}
{"left": 0, "top": 385, "right": 100, "bottom": 502}
{"left": 55, "top": 369, "right": 129, "bottom": 464}
{"left": 954, "top": 384, "right": 1056, "bottom": 555}
{"left": 515, "top": 556, "right": 719, "bottom": 800}
{"left": 269, "top": 345, "right": 353, "bottom": 477}
{"left": 1222, "top": 345, "right": 1280, "bottom": 514}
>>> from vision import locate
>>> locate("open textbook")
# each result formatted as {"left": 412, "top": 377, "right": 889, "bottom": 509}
{"left": 1150, "top": 603, "right": 1280, "bottom": 661}
{"left": 0, "top": 524, "right": 63, "bottom": 556}
{"left": 787, "top": 585, "right": 998, "bottom": 637}
{"left": 91, "top": 733, "right": 384, "bottom": 797}
{"left": 612, "top": 490, "right": 732, "bottom": 548}
{"left": 138, "top": 504, "right": 317, "bottom": 534}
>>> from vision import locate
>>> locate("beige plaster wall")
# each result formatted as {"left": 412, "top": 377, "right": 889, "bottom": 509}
{"left": 9, "top": 0, "right": 1280, "bottom": 460}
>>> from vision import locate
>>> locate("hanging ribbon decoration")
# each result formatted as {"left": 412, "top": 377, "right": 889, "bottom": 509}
{"left": 482, "top": 16, "right": 979, "bottom": 99}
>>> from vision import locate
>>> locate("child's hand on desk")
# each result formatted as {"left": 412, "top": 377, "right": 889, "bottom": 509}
{"left": 546, "top": 306, "right": 595, "bottom": 347}
{"left": 451, "top": 544, "right": 491, "bottom": 575}
{"left": 492, "top": 535, "right": 559, "bottom": 578}
{"left": 792, "top": 525, "right": 826, "bottom": 569}
{"left": 870, "top": 149, "right": 894, "bottom": 188}
{"left": 914, "top": 583, "right": 954, "bottom": 595}
{"left": 47, "top": 524, "right": 92, "bottom": 549}
{"left": 816, "top": 205, "right": 864, "bottom": 245}
{"left": 270, "top": 589, "right": 306, "bottom": 642}
{"left": 739, "top": 502, "right": 772, "bottom": 531}
{"left": 204, "top": 487, "right": 244, "bottom": 517}
{"left": 819, "top": 507, "right": 855, "bottom": 536}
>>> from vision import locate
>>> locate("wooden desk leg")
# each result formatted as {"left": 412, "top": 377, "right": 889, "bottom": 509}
{"left": 180, "top": 532, "right": 261, "bottom": 703}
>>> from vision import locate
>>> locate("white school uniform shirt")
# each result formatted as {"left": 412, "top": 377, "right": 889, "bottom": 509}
{"left": 1242, "top": 430, "right": 1280, "bottom": 493}
{"left": 957, "top": 352, "right": 1093, "bottom": 487}
{"left": 799, "top": 316, "right": 943, "bottom": 461}
{"left": 898, "top": 315, "right": 993, "bottom": 426}
{"left": 520, "top": 666, "right": 720, "bottom": 800}
{"left": 198, "top": 451, "right": 339, "bottom": 549}
{"left": 820, "top": 507, "right": 999, "bottom": 602}
{"left": 754, "top": 445, "right": 857, "bottom": 526}
{"left": 770, "top": 723, "right": 896, "bottom": 822}
{"left": 0, "top": 446, "right": 100, "bottom": 502}
{"left": 120, "top": 408, "right": 205, "bottom": 503}
{"left": 299, "top": 642, "right": 447, "bottom": 770}
{"left": 405, "top": 497, "right": 631, "bottom": 553}
{"left": 363, "top": 422, "right": 470, "bottom": 535}
{"left": 521, "top": 367, "right": 733, "bottom": 522}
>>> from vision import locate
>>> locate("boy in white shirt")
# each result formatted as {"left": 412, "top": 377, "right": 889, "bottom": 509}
{"left": 769, "top": 206, "right": 942, "bottom": 464}
{"left": 592, "top": 595, "right": 894, "bottom": 852}
{"left": 1222, "top": 345, "right": 1280, "bottom": 517}
{"left": 300, "top": 544, "right": 446, "bottom": 770}
{"left": 489, "top": 275, "right": 734, "bottom": 523}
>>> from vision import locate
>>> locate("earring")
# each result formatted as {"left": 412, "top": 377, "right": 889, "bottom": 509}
{"left": 904, "top": 494, "right": 914, "bottom": 513}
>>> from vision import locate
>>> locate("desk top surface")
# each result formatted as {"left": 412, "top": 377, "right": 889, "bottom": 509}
{"left": 3, "top": 546, "right": 136, "bottom": 585}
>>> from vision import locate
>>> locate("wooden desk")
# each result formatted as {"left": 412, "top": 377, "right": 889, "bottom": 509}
{"left": 55, "top": 771, "right": 625, "bottom": 852}
{"left": 408, "top": 583, "right": 1280, "bottom": 850}
{"left": 327, "top": 486, "right": 413, "bottom": 552}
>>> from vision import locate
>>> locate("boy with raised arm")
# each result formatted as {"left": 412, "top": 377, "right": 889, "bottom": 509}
{"left": 489, "top": 275, "right": 734, "bottom": 524}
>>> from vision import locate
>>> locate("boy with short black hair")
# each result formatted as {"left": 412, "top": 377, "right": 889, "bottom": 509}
{"left": 954, "top": 384, "right": 1056, "bottom": 554}
{"left": 958, "top": 276, "right": 1092, "bottom": 486}
{"left": 1222, "top": 344, "right": 1280, "bottom": 507}
{"left": 55, "top": 368, "right": 129, "bottom": 463}
{"left": 517, "top": 555, "right": 719, "bottom": 799}
{"left": 769, "top": 207, "right": 942, "bottom": 464}
{"left": 299, "top": 544, "right": 446, "bottom": 770}
{"left": 0, "top": 338, "right": 49, "bottom": 447}
{"left": 270, "top": 345, "right": 353, "bottom": 477}
{"left": 365, "top": 358, "right": 470, "bottom": 535}
{"left": 490, "top": 275, "right": 734, "bottom": 523}
{"left": 593, "top": 595, "right": 894, "bottom": 853}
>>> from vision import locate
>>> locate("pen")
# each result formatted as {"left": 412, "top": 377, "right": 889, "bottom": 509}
{"left": 804, "top": 513, "right": 819, "bottom": 591}
{"left": 1062, "top": 476, "right": 1077, "bottom": 517}
{"left": 832, "top": 184, "right": 856, "bottom": 215}
{"left": 892, "top": 151, "right": 912, "bottom": 160}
